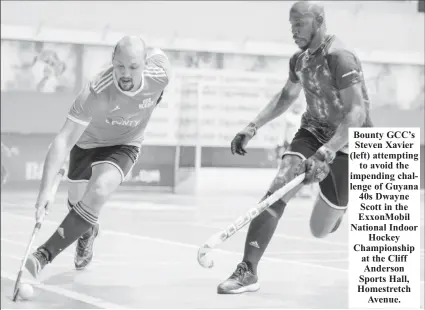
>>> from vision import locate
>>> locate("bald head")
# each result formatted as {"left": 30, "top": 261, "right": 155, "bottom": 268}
{"left": 113, "top": 36, "right": 146, "bottom": 60}
{"left": 112, "top": 36, "right": 147, "bottom": 92}
{"left": 290, "top": 1, "right": 324, "bottom": 20}
{"left": 289, "top": 1, "right": 326, "bottom": 51}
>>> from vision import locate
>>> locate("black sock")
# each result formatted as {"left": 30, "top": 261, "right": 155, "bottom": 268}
{"left": 39, "top": 202, "right": 97, "bottom": 262}
{"left": 67, "top": 199, "right": 94, "bottom": 237}
{"left": 243, "top": 192, "right": 286, "bottom": 275}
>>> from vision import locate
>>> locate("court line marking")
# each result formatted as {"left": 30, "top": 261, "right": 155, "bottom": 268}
{"left": 7, "top": 236, "right": 421, "bottom": 269}
{"left": 299, "top": 258, "right": 348, "bottom": 263}
{"left": 1, "top": 200, "right": 309, "bottom": 221}
{"left": 266, "top": 249, "right": 425, "bottom": 255}
{"left": 1, "top": 270, "right": 127, "bottom": 309}
{"left": 266, "top": 250, "right": 349, "bottom": 255}
{"left": 1, "top": 202, "right": 350, "bottom": 247}
{"left": 1, "top": 234, "right": 296, "bottom": 306}
{"left": 1, "top": 253, "right": 72, "bottom": 268}
{"left": 1, "top": 237, "right": 106, "bottom": 265}
{"left": 189, "top": 222, "right": 349, "bottom": 247}
{"left": 0, "top": 212, "right": 359, "bottom": 274}
{"left": 3, "top": 211, "right": 425, "bottom": 284}
{"left": 1, "top": 252, "right": 190, "bottom": 269}
{"left": 1, "top": 201, "right": 195, "bottom": 212}
{"left": 2, "top": 238, "right": 191, "bottom": 267}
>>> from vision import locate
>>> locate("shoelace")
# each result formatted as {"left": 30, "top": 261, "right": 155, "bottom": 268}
{"left": 230, "top": 264, "right": 247, "bottom": 280}
{"left": 77, "top": 229, "right": 95, "bottom": 257}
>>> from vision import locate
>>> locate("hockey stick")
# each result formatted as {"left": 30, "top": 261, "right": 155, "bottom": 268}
{"left": 197, "top": 173, "right": 305, "bottom": 268}
{"left": 12, "top": 168, "right": 65, "bottom": 301}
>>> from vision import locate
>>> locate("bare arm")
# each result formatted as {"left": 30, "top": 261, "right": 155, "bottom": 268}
{"left": 324, "top": 83, "right": 366, "bottom": 153}
{"left": 252, "top": 79, "right": 302, "bottom": 129}
{"left": 37, "top": 119, "right": 88, "bottom": 200}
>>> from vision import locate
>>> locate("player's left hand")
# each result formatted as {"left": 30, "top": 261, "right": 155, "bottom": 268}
{"left": 296, "top": 147, "right": 335, "bottom": 184}
{"left": 230, "top": 123, "right": 257, "bottom": 156}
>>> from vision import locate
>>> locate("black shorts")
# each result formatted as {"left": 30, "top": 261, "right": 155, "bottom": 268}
{"left": 67, "top": 145, "right": 140, "bottom": 183}
{"left": 283, "top": 128, "right": 348, "bottom": 208}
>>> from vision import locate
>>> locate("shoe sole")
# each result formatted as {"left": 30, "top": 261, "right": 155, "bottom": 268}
{"left": 25, "top": 256, "right": 39, "bottom": 279}
{"left": 75, "top": 253, "right": 93, "bottom": 270}
{"left": 217, "top": 282, "right": 260, "bottom": 294}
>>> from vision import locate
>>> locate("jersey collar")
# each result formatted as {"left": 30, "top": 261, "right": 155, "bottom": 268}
{"left": 306, "top": 35, "right": 335, "bottom": 59}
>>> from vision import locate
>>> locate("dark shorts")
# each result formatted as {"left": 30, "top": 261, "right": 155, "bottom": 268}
{"left": 67, "top": 145, "right": 140, "bottom": 183}
{"left": 283, "top": 128, "right": 348, "bottom": 208}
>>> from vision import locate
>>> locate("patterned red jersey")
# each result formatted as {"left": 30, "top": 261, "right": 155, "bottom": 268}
{"left": 68, "top": 48, "right": 170, "bottom": 149}
{"left": 289, "top": 35, "right": 373, "bottom": 152}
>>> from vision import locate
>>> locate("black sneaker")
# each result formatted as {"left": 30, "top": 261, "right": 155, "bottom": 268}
{"left": 74, "top": 223, "right": 99, "bottom": 270}
{"left": 217, "top": 262, "right": 260, "bottom": 294}
{"left": 25, "top": 248, "right": 49, "bottom": 279}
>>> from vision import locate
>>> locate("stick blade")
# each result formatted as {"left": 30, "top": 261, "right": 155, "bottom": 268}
{"left": 12, "top": 289, "right": 19, "bottom": 302}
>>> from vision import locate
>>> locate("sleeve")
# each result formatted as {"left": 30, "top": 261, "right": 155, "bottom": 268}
{"left": 288, "top": 52, "right": 301, "bottom": 83}
{"left": 67, "top": 83, "right": 98, "bottom": 126}
{"left": 145, "top": 48, "right": 171, "bottom": 87}
{"left": 327, "top": 49, "right": 363, "bottom": 90}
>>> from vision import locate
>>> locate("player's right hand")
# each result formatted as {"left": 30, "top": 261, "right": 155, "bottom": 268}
{"left": 35, "top": 195, "right": 50, "bottom": 223}
{"left": 230, "top": 123, "right": 257, "bottom": 155}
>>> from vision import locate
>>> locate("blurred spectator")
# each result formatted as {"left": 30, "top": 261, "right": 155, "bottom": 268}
{"left": 1, "top": 40, "right": 76, "bottom": 93}
{"left": 1, "top": 141, "right": 19, "bottom": 185}
{"left": 82, "top": 45, "right": 114, "bottom": 82}
{"left": 222, "top": 54, "right": 286, "bottom": 73}
{"left": 159, "top": 50, "right": 220, "bottom": 69}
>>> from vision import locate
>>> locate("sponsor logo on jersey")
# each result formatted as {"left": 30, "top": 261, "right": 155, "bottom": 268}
{"left": 139, "top": 98, "right": 155, "bottom": 109}
{"left": 105, "top": 117, "right": 140, "bottom": 127}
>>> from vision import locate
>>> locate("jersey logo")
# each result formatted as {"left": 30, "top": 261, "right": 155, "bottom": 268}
{"left": 342, "top": 69, "right": 359, "bottom": 78}
{"left": 110, "top": 105, "right": 120, "bottom": 113}
{"left": 105, "top": 117, "right": 140, "bottom": 127}
{"left": 139, "top": 98, "right": 155, "bottom": 109}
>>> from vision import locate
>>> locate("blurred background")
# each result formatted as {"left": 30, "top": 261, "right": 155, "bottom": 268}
{"left": 1, "top": 1, "right": 424, "bottom": 194}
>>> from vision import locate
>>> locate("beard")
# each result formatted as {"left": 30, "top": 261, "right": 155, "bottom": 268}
{"left": 118, "top": 78, "right": 134, "bottom": 91}
{"left": 301, "top": 32, "right": 317, "bottom": 51}
{"left": 294, "top": 27, "right": 318, "bottom": 51}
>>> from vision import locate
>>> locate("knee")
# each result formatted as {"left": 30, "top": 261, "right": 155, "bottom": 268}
{"left": 309, "top": 199, "right": 332, "bottom": 239}
{"left": 89, "top": 179, "right": 113, "bottom": 199}
{"left": 309, "top": 194, "right": 346, "bottom": 239}
{"left": 281, "top": 155, "right": 303, "bottom": 175}
{"left": 272, "top": 155, "right": 303, "bottom": 186}
{"left": 83, "top": 178, "right": 116, "bottom": 208}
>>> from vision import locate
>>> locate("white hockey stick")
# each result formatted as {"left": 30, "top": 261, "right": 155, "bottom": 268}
{"left": 197, "top": 173, "right": 305, "bottom": 268}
